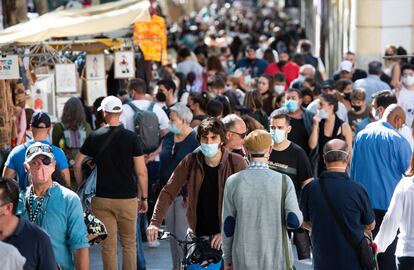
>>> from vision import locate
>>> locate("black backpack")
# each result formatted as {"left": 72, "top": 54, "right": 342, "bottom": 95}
{"left": 127, "top": 101, "right": 160, "bottom": 154}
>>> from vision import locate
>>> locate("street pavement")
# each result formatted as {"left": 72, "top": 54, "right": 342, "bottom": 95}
{"left": 90, "top": 239, "right": 313, "bottom": 269}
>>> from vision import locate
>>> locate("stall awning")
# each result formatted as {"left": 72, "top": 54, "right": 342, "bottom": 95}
{"left": 0, "top": 0, "right": 151, "bottom": 45}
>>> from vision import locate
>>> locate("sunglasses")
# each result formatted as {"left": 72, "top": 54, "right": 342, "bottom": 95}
{"left": 229, "top": 130, "right": 247, "bottom": 139}
{"left": 26, "top": 145, "right": 53, "bottom": 159}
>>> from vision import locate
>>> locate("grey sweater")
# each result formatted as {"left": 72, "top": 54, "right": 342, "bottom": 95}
{"left": 222, "top": 164, "right": 303, "bottom": 270}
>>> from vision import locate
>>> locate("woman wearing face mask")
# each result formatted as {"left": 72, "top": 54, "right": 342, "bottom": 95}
{"left": 157, "top": 104, "right": 199, "bottom": 270}
{"left": 309, "top": 93, "right": 353, "bottom": 176}
{"left": 335, "top": 79, "right": 353, "bottom": 111}
{"left": 187, "top": 92, "right": 210, "bottom": 128}
{"left": 396, "top": 64, "right": 414, "bottom": 127}
{"left": 147, "top": 118, "right": 247, "bottom": 256}
{"left": 257, "top": 74, "right": 276, "bottom": 115}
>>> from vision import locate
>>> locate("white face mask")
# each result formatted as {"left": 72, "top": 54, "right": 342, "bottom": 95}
{"left": 403, "top": 75, "right": 414, "bottom": 87}
{"left": 274, "top": 85, "right": 285, "bottom": 94}
{"left": 270, "top": 128, "right": 286, "bottom": 144}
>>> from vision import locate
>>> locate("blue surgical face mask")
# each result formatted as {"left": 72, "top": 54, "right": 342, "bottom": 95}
{"left": 284, "top": 99, "right": 299, "bottom": 113}
{"left": 270, "top": 128, "right": 286, "bottom": 144}
{"left": 318, "top": 109, "right": 329, "bottom": 119}
{"left": 297, "top": 75, "right": 305, "bottom": 82}
{"left": 200, "top": 143, "right": 219, "bottom": 158}
{"left": 169, "top": 124, "right": 181, "bottom": 134}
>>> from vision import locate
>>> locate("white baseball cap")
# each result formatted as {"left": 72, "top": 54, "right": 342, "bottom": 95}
{"left": 340, "top": 60, "right": 353, "bottom": 73}
{"left": 97, "top": 96, "right": 123, "bottom": 113}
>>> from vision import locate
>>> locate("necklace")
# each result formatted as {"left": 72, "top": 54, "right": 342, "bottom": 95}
{"left": 28, "top": 182, "right": 54, "bottom": 224}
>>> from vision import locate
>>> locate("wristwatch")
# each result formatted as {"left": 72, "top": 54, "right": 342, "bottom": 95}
{"left": 139, "top": 197, "right": 148, "bottom": 201}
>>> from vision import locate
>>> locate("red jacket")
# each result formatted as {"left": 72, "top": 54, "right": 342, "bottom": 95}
{"left": 264, "top": 61, "right": 300, "bottom": 86}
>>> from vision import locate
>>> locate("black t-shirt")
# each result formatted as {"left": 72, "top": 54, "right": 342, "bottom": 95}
{"left": 288, "top": 118, "right": 310, "bottom": 155}
{"left": 268, "top": 142, "right": 313, "bottom": 198}
{"left": 80, "top": 125, "right": 143, "bottom": 199}
{"left": 347, "top": 107, "right": 369, "bottom": 132}
{"left": 196, "top": 161, "right": 220, "bottom": 236}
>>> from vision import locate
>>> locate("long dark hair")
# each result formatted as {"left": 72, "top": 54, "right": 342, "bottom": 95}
{"left": 61, "top": 97, "right": 87, "bottom": 130}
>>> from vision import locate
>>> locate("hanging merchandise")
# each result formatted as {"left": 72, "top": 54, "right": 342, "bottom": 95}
{"left": 86, "top": 54, "right": 105, "bottom": 80}
{"left": 133, "top": 15, "right": 168, "bottom": 64}
{"left": 55, "top": 63, "right": 77, "bottom": 93}
{"left": 86, "top": 79, "right": 107, "bottom": 106}
{"left": 114, "top": 51, "right": 135, "bottom": 79}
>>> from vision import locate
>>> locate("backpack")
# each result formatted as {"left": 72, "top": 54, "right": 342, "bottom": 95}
{"left": 127, "top": 101, "right": 160, "bottom": 154}
{"left": 60, "top": 123, "right": 87, "bottom": 149}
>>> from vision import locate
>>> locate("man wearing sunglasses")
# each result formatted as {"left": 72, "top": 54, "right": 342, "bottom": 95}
{"left": 2, "top": 112, "right": 70, "bottom": 190}
{"left": 22, "top": 142, "right": 89, "bottom": 270}
{"left": 222, "top": 114, "right": 248, "bottom": 158}
{"left": 0, "top": 177, "right": 57, "bottom": 269}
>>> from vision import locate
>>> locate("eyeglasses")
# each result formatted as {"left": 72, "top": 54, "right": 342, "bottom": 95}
{"left": 228, "top": 130, "right": 247, "bottom": 139}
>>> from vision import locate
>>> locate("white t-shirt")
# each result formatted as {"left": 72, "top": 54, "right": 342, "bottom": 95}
{"left": 307, "top": 99, "right": 349, "bottom": 123}
{"left": 0, "top": 241, "right": 26, "bottom": 270}
{"left": 397, "top": 87, "right": 414, "bottom": 127}
{"left": 120, "top": 100, "right": 170, "bottom": 132}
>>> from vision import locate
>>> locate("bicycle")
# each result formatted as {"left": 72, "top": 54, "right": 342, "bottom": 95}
{"left": 158, "top": 230, "right": 223, "bottom": 270}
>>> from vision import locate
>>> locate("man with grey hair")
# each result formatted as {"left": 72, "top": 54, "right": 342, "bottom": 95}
{"left": 301, "top": 139, "right": 375, "bottom": 270}
{"left": 354, "top": 61, "right": 391, "bottom": 102}
{"left": 222, "top": 114, "right": 248, "bottom": 157}
{"left": 290, "top": 64, "right": 316, "bottom": 89}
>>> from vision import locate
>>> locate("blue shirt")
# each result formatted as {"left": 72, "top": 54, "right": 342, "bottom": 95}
{"left": 353, "top": 75, "right": 391, "bottom": 101}
{"left": 4, "top": 217, "right": 57, "bottom": 270}
{"left": 234, "top": 58, "right": 268, "bottom": 77}
{"left": 159, "top": 131, "right": 199, "bottom": 184}
{"left": 5, "top": 140, "right": 69, "bottom": 190}
{"left": 301, "top": 172, "right": 375, "bottom": 270}
{"left": 350, "top": 121, "right": 412, "bottom": 210}
{"left": 22, "top": 183, "right": 89, "bottom": 270}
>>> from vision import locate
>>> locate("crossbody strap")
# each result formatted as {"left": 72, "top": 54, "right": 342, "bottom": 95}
{"left": 281, "top": 174, "right": 291, "bottom": 270}
{"left": 95, "top": 126, "right": 121, "bottom": 161}
{"left": 319, "top": 178, "right": 358, "bottom": 251}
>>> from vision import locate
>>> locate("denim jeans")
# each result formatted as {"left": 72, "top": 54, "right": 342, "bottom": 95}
{"left": 136, "top": 214, "right": 147, "bottom": 270}
{"left": 396, "top": 256, "right": 414, "bottom": 270}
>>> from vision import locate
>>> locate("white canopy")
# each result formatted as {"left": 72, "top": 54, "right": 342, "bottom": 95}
{"left": 0, "top": 0, "right": 151, "bottom": 45}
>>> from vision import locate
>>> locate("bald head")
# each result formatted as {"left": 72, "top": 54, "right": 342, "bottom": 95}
{"left": 383, "top": 104, "right": 406, "bottom": 129}
{"left": 323, "top": 139, "right": 349, "bottom": 163}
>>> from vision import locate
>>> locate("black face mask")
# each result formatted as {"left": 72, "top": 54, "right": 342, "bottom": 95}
{"left": 344, "top": 93, "right": 351, "bottom": 102}
{"left": 352, "top": 105, "right": 361, "bottom": 112}
{"left": 277, "top": 60, "right": 287, "bottom": 67}
{"left": 156, "top": 92, "right": 167, "bottom": 102}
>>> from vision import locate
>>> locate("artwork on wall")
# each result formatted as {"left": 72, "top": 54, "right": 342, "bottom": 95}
{"left": 32, "top": 74, "right": 56, "bottom": 120}
{"left": 86, "top": 79, "right": 107, "bottom": 106}
{"left": 86, "top": 54, "right": 105, "bottom": 79}
{"left": 0, "top": 55, "right": 20, "bottom": 80}
{"left": 55, "top": 63, "right": 77, "bottom": 93}
{"left": 114, "top": 51, "right": 135, "bottom": 79}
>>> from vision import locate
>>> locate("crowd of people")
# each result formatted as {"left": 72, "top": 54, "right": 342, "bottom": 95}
{"left": 1, "top": 2, "right": 414, "bottom": 270}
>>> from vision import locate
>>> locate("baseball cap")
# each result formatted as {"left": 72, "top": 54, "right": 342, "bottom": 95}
{"left": 244, "top": 129, "right": 272, "bottom": 154}
{"left": 30, "top": 112, "right": 51, "bottom": 128}
{"left": 320, "top": 79, "right": 336, "bottom": 89}
{"left": 97, "top": 96, "right": 123, "bottom": 113}
{"left": 25, "top": 142, "right": 54, "bottom": 163}
{"left": 340, "top": 60, "right": 353, "bottom": 73}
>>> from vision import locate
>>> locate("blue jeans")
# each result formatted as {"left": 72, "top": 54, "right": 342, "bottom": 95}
{"left": 396, "top": 256, "right": 414, "bottom": 270}
{"left": 136, "top": 214, "right": 146, "bottom": 270}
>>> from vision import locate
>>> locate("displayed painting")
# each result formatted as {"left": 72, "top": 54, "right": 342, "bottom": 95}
{"left": 86, "top": 79, "right": 107, "bottom": 106}
{"left": 32, "top": 74, "right": 56, "bottom": 120}
{"left": 114, "top": 51, "right": 135, "bottom": 79}
{"left": 86, "top": 54, "right": 105, "bottom": 79}
{"left": 55, "top": 63, "right": 77, "bottom": 93}
{"left": 0, "top": 55, "right": 20, "bottom": 80}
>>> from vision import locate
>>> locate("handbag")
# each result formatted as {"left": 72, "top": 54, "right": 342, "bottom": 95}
{"left": 77, "top": 126, "right": 121, "bottom": 245}
{"left": 319, "top": 178, "right": 377, "bottom": 270}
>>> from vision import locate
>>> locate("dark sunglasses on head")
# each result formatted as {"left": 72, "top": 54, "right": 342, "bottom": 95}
{"left": 26, "top": 145, "right": 53, "bottom": 159}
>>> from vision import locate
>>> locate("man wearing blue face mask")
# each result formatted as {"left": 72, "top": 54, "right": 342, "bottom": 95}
{"left": 147, "top": 118, "right": 247, "bottom": 253}
{"left": 268, "top": 110, "right": 313, "bottom": 261}
{"left": 280, "top": 89, "right": 316, "bottom": 164}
